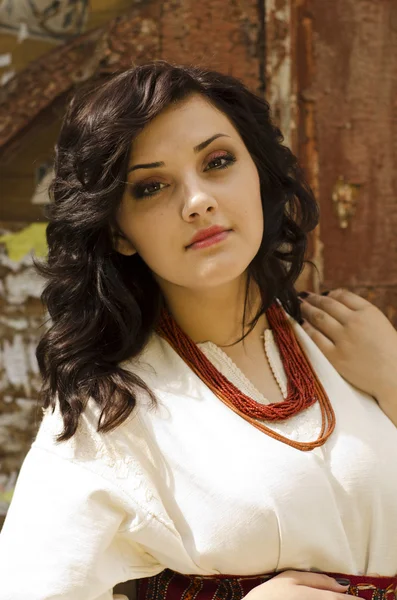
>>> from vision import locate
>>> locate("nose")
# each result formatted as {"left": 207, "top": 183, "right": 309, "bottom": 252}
{"left": 181, "top": 182, "right": 218, "bottom": 222}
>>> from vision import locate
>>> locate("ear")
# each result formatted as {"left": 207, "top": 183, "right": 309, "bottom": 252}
{"left": 112, "top": 229, "right": 137, "bottom": 257}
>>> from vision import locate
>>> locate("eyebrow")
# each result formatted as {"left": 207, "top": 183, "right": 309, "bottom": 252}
{"left": 127, "top": 133, "right": 231, "bottom": 173}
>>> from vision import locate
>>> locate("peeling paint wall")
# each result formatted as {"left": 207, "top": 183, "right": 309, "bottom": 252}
{"left": 0, "top": 222, "right": 45, "bottom": 516}
{"left": 270, "top": 0, "right": 397, "bottom": 315}
{"left": 265, "top": 0, "right": 296, "bottom": 150}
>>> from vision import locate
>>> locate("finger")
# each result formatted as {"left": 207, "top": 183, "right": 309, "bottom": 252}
{"left": 327, "top": 288, "right": 371, "bottom": 311}
{"left": 300, "top": 301, "right": 342, "bottom": 342}
{"left": 301, "top": 320, "right": 335, "bottom": 355}
{"left": 301, "top": 292, "right": 352, "bottom": 325}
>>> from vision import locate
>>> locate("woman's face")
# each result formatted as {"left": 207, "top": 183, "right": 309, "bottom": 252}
{"left": 116, "top": 94, "right": 264, "bottom": 294}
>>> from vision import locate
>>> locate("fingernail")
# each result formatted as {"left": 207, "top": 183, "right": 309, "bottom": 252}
{"left": 321, "top": 290, "right": 330, "bottom": 296}
{"left": 298, "top": 291, "right": 310, "bottom": 299}
{"left": 335, "top": 578, "right": 351, "bottom": 586}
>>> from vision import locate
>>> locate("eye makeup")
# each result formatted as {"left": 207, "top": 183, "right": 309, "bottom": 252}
{"left": 129, "top": 150, "right": 237, "bottom": 200}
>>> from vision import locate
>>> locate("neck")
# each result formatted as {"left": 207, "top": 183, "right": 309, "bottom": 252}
{"left": 158, "top": 275, "right": 269, "bottom": 346}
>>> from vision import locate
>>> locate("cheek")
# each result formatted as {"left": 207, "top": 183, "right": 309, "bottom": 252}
{"left": 246, "top": 180, "right": 264, "bottom": 242}
{"left": 239, "top": 176, "right": 263, "bottom": 223}
{"left": 252, "top": 173, "right": 264, "bottom": 216}
{"left": 127, "top": 210, "right": 174, "bottom": 261}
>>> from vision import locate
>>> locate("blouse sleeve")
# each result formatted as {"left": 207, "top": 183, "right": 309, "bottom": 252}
{"left": 0, "top": 445, "right": 163, "bottom": 600}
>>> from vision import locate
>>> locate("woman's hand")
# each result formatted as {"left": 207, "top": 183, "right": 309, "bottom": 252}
{"left": 299, "top": 289, "right": 397, "bottom": 425}
{"left": 245, "top": 570, "right": 353, "bottom": 600}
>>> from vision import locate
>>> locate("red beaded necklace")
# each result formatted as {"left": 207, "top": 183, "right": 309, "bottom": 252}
{"left": 156, "top": 302, "right": 336, "bottom": 451}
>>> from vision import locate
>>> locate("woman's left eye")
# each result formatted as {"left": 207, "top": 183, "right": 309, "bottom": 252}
{"left": 204, "top": 153, "right": 236, "bottom": 172}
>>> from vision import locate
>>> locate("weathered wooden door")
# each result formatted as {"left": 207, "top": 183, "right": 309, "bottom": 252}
{"left": 267, "top": 0, "right": 397, "bottom": 325}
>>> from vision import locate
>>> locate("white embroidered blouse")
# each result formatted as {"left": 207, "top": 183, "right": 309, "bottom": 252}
{"left": 0, "top": 321, "right": 396, "bottom": 600}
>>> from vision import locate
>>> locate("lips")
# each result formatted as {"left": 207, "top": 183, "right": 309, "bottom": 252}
{"left": 188, "top": 225, "right": 229, "bottom": 247}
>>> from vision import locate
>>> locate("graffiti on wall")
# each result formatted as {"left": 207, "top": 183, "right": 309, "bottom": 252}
{"left": 0, "top": 0, "right": 89, "bottom": 41}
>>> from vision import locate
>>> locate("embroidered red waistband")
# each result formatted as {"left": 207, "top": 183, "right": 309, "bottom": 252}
{"left": 137, "top": 568, "right": 397, "bottom": 600}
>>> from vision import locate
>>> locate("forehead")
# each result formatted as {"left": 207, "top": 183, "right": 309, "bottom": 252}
{"left": 129, "top": 94, "right": 238, "bottom": 160}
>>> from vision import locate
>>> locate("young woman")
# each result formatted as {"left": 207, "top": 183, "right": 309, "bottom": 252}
{"left": 0, "top": 61, "right": 396, "bottom": 600}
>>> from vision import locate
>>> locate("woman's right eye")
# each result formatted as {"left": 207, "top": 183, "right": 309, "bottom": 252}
{"left": 131, "top": 181, "right": 167, "bottom": 199}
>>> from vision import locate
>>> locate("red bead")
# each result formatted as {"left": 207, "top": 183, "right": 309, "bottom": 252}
{"left": 156, "top": 303, "right": 335, "bottom": 451}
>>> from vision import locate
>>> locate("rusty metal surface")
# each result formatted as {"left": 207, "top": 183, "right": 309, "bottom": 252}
{"left": 293, "top": 0, "right": 322, "bottom": 292}
{"left": 0, "top": 6, "right": 161, "bottom": 154}
{"left": 309, "top": 0, "right": 397, "bottom": 317}
{"left": 293, "top": 0, "right": 397, "bottom": 321}
{"left": 160, "top": 0, "right": 261, "bottom": 93}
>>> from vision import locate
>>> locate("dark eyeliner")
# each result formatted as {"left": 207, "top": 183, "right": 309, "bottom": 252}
{"left": 130, "top": 151, "right": 236, "bottom": 199}
{"left": 130, "top": 181, "right": 165, "bottom": 200}
{"left": 205, "top": 152, "right": 236, "bottom": 171}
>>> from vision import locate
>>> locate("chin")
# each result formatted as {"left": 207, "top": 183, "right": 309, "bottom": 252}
{"left": 191, "top": 262, "right": 250, "bottom": 289}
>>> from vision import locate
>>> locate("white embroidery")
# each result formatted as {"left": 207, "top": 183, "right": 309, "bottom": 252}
{"left": 198, "top": 330, "right": 322, "bottom": 444}
{"left": 198, "top": 341, "right": 272, "bottom": 405}
{"left": 37, "top": 403, "right": 156, "bottom": 503}
{"left": 263, "top": 330, "right": 288, "bottom": 398}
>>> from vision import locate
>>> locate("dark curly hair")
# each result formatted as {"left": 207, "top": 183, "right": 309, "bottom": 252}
{"left": 36, "top": 60, "right": 318, "bottom": 442}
